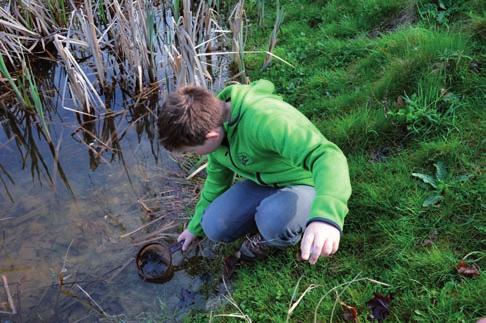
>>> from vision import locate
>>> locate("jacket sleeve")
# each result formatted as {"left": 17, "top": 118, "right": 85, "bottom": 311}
{"left": 187, "top": 154, "right": 235, "bottom": 236}
{"left": 253, "top": 112, "right": 352, "bottom": 233}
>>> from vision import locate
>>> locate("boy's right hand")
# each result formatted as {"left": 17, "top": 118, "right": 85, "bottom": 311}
{"left": 178, "top": 229, "right": 197, "bottom": 251}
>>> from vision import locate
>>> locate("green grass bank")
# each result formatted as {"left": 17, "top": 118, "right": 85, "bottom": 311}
{"left": 189, "top": 0, "right": 485, "bottom": 321}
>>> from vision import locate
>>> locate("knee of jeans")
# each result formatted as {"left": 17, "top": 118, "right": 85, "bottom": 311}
{"left": 201, "top": 212, "right": 231, "bottom": 243}
{"left": 258, "top": 222, "right": 303, "bottom": 247}
{"left": 256, "top": 197, "right": 303, "bottom": 247}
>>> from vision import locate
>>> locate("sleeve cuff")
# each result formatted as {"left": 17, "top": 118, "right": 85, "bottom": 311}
{"left": 306, "top": 218, "right": 342, "bottom": 235}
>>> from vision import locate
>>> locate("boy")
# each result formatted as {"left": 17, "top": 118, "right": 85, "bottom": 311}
{"left": 157, "top": 80, "right": 351, "bottom": 265}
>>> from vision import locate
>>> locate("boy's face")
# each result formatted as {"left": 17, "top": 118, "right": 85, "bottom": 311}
{"left": 173, "top": 127, "right": 225, "bottom": 155}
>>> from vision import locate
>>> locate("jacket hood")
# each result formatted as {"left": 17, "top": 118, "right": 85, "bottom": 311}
{"left": 217, "top": 79, "right": 282, "bottom": 130}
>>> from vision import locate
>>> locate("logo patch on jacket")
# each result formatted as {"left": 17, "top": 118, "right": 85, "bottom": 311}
{"left": 237, "top": 152, "right": 253, "bottom": 166}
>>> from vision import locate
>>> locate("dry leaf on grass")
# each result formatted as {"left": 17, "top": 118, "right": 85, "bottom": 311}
{"left": 456, "top": 260, "right": 480, "bottom": 278}
{"left": 341, "top": 301, "right": 359, "bottom": 322}
{"left": 223, "top": 255, "right": 240, "bottom": 280}
{"left": 367, "top": 293, "right": 393, "bottom": 322}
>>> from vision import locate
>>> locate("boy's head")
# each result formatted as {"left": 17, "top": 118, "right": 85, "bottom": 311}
{"left": 157, "top": 85, "right": 225, "bottom": 154}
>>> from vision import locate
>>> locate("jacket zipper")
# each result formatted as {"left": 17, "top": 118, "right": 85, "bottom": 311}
{"left": 225, "top": 147, "right": 238, "bottom": 170}
{"left": 225, "top": 132, "right": 269, "bottom": 187}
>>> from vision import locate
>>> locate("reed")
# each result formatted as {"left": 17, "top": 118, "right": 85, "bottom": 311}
{"left": 47, "top": 0, "right": 68, "bottom": 27}
{"left": 262, "top": 0, "right": 284, "bottom": 70}
{"left": 256, "top": 0, "right": 265, "bottom": 27}
{"left": 228, "top": 0, "right": 248, "bottom": 83}
{"left": 2, "top": 0, "right": 256, "bottom": 121}
{"left": 24, "top": 61, "right": 51, "bottom": 142}
{"left": 0, "top": 7, "right": 41, "bottom": 62}
{"left": 0, "top": 54, "right": 26, "bottom": 105}
{"left": 81, "top": 0, "right": 106, "bottom": 88}
{"left": 53, "top": 34, "right": 106, "bottom": 113}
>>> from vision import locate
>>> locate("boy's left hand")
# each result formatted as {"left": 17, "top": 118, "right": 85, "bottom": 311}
{"left": 300, "top": 222, "right": 340, "bottom": 265}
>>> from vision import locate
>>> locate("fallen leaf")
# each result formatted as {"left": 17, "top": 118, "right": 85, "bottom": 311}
{"left": 396, "top": 96, "right": 405, "bottom": 107}
{"left": 422, "top": 239, "right": 434, "bottom": 247}
{"left": 422, "top": 230, "right": 438, "bottom": 247}
{"left": 456, "top": 260, "right": 480, "bottom": 278}
{"left": 341, "top": 301, "right": 358, "bottom": 322}
{"left": 367, "top": 293, "right": 393, "bottom": 322}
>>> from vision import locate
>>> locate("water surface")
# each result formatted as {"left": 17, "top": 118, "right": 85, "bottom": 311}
{"left": 0, "top": 3, "right": 229, "bottom": 320}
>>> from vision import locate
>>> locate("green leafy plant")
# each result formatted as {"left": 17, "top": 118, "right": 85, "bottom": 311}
{"left": 389, "top": 78, "right": 461, "bottom": 136}
{"left": 412, "top": 161, "right": 471, "bottom": 207}
{"left": 418, "top": 0, "right": 462, "bottom": 28}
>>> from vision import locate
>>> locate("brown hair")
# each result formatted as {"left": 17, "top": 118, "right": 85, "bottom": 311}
{"left": 157, "top": 85, "right": 224, "bottom": 151}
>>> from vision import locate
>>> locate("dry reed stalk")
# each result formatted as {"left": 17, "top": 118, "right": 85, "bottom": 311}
{"left": 1, "top": 275, "right": 16, "bottom": 315}
{"left": 186, "top": 162, "right": 208, "bottom": 180}
{"left": 0, "top": 0, "right": 68, "bottom": 66}
{"left": 0, "top": 8, "right": 40, "bottom": 62}
{"left": 166, "top": 0, "right": 221, "bottom": 88}
{"left": 81, "top": 0, "right": 106, "bottom": 87}
{"left": 57, "top": 239, "right": 74, "bottom": 286}
{"left": 182, "top": 0, "right": 193, "bottom": 35}
{"left": 107, "top": 0, "right": 158, "bottom": 92}
{"left": 120, "top": 217, "right": 174, "bottom": 239}
{"left": 16, "top": 0, "right": 56, "bottom": 35}
{"left": 262, "top": 0, "right": 284, "bottom": 70}
{"left": 197, "top": 50, "right": 293, "bottom": 67}
{"left": 286, "top": 282, "right": 321, "bottom": 322}
{"left": 107, "top": 257, "right": 133, "bottom": 283}
{"left": 54, "top": 34, "right": 105, "bottom": 113}
{"left": 131, "top": 230, "right": 179, "bottom": 246}
{"left": 75, "top": 284, "right": 110, "bottom": 318}
{"left": 131, "top": 221, "right": 179, "bottom": 239}
{"left": 175, "top": 26, "right": 208, "bottom": 86}
{"left": 71, "top": 131, "right": 112, "bottom": 165}
{"left": 228, "top": 0, "right": 248, "bottom": 84}
{"left": 137, "top": 198, "right": 154, "bottom": 213}
{"left": 210, "top": 277, "right": 252, "bottom": 323}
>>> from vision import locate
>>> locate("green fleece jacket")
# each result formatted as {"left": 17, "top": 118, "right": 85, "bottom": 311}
{"left": 187, "top": 79, "right": 352, "bottom": 237}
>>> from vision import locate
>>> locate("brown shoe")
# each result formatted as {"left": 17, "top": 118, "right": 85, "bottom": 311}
{"left": 236, "top": 234, "right": 274, "bottom": 261}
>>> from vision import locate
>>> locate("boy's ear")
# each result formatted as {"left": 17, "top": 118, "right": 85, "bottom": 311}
{"left": 206, "top": 130, "right": 220, "bottom": 139}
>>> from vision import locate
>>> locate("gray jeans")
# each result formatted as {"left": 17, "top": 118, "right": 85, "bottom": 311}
{"left": 200, "top": 180, "right": 315, "bottom": 248}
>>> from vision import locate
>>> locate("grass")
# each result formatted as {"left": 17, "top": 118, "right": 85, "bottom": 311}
{"left": 188, "top": 0, "right": 486, "bottom": 321}
{"left": 0, "top": 0, "right": 483, "bottom": 320}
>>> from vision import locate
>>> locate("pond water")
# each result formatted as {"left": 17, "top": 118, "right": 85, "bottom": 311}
{"left": 0, "top": 2, "right": 230, "bottom": 321}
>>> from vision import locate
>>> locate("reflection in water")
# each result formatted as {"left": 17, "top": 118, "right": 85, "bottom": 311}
{"left": 0, "top": 2, "right": 230, "bottom": 321}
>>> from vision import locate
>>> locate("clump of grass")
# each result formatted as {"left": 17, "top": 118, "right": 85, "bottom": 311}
{"left": 387, "top": 73, "right": 462, "bottom": 137}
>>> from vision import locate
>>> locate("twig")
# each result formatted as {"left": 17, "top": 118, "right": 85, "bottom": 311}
{"left": 1, "top": 275, "right": 16, "bottom": 314}
{"left": 186, "top": 162, "right": 208, "bottom": 180}
{"left": 286, "top": 283, "right": 321, "bottom": 322}
{"left": 119, "top": 217, "right": 170, "bottom": 239}
{"left": 75, "top": 284, "right": 110, "bottom": 317}
{"left": 107, "top": 258, "right": 133, "bottom": 283}
{"left": 210, "top": 277, "right": 252, "bottom": 322}
{"left": 137, "top": 199, "right": 153, "bottom": 213}
{"left": 132, "top": 234, "right": 178, "bottom": 246}
{"left": 61, "top": 239, "right": 74, "bottom": 273}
